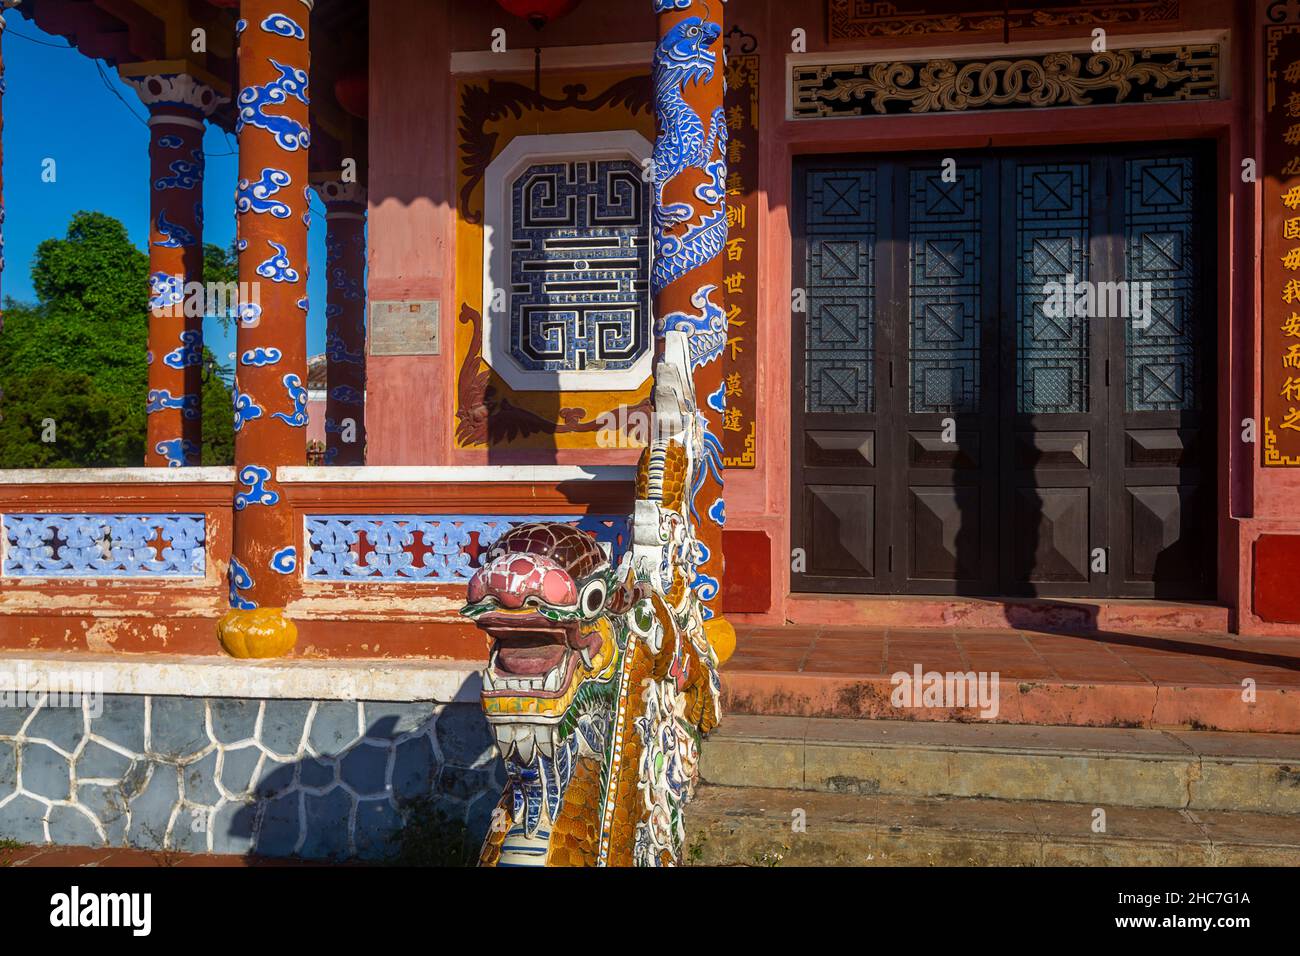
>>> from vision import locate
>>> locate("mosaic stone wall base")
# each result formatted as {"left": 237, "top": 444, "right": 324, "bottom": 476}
{"left": 0, "top": 694, "right": 502, "bottom": 861}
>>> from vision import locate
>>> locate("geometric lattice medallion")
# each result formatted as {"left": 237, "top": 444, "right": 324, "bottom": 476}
{"left": 483, "top": 131, "right": 653, "bottom": 391}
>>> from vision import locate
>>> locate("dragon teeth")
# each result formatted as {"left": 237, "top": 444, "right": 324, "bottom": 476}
{"left": 514, "top": 727, "right": 535, "bottom": 764}
{"left": 542, "top": 666, "right": 562, "bottom": 692}
{"left": 494, "top": 724, "right": 512, "bottom": 754}
{"left": 536, "top": 730, "right": 555, "bottom": 761}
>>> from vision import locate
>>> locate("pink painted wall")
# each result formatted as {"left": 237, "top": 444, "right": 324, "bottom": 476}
{"left": 366, "top": 0, "right": 456, "bottom": 465}
{"left": 306, "top": 397, "right": 325, "bottom": 447}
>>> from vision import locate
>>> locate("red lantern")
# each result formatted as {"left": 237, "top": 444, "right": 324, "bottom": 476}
{"left": 493, "top": 0, "right": 581, "bottom": 29}
{"left": 334, "top": 70, "right": 369, "bottom": 119}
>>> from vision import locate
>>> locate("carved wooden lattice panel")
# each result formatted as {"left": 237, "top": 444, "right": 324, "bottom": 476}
{"left": 804, "top": 170, "right": 878, "bottom": 414}
{"left": 1124, "top": 157, "right": 1201, "bottom": 413}
{"left": 1015, "top": 163, "right": 1091, "bottom": 415}
{"left": 909, "top": 167, "right": 982, "bottom": 414}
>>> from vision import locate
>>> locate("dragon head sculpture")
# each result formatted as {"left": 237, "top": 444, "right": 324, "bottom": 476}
{"left": 462, "top": 439, "right": 721, "bottom": 866}
{"left": 463, "top": 523, "right": 628, "bottom": 767}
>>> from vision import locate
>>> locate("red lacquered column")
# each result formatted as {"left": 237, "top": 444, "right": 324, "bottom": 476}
{"left": 218, "top": 1, "right": 312, "bottom": 657}
{"left": 651, "top": 0, "right": 734, "bottom": 663}
{"left": 316, "top": 178, "right": 367, "bottom": 466}
{"left": 124, "top": 73, "right": 225, "bottom": 466}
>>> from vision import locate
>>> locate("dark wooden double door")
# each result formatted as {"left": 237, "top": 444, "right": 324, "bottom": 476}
{"left": 792, "top": 145, "right": 1215, "bottom": 598}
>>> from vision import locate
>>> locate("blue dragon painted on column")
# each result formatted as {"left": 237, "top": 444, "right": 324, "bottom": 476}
{"left": 650, "top": 13, "right": 728, "bottom": 295}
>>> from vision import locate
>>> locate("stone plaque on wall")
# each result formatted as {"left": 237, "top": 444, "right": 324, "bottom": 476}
{"left": 369, "top": 300, "right": 440, "bottom": 355}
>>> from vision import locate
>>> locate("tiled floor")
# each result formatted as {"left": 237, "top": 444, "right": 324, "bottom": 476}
{"left": 728, "top": 625, "right": 1300, "bottom": 688}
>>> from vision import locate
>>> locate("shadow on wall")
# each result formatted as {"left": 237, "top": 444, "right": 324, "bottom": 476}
{"left": 0, "top": 676, "right": 502, "bottom": 865}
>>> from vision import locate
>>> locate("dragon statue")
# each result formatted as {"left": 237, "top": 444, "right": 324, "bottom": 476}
{"left": 462, "top": 344, "right": 725, "bottom": 867}
{"left": 460, "top": 0, "right": 733, "bottom": 866}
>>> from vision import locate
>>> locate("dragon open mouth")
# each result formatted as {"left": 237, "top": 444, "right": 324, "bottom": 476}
{"left": 477, "top": 612, "right": 604, "bottom": 698}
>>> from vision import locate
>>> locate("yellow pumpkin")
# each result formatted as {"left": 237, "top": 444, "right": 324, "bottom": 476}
{"left": 703, "top": 617, "right": 736, "bottom": 666}
{"left": 217, "top": 607, "right": 298, "bottom": 659}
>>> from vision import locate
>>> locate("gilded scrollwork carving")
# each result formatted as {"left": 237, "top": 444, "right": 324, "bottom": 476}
{"left": 793, "top": 44, "right": 1219, "bottom": 118}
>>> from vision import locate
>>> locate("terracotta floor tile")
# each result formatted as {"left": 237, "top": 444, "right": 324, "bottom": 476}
{"left": 739, "top": 631, "right": 816, "bottom": 647}
{"left": 802, "top": 654, "right": 885, "bottom": 675}
{"left": 731, "top": 648, "right": 812, "bottom": 666}
{"left": 884, "top": 660, "right": 971, "bottom": 676}
{"left": 815, "top": 627, "right": 893, "bottom": 642}
{"left": 727, "top": 658, "right": 809, "bottom": 673}
{"left": 1026, "top": 644, "right": 1114, "bottom": 659}
{"left": 1123, "top": 658, "right": 1236, "bottom": 678}
{"left": 885, "top": 642, "right": 963, "bottom": 658}
{"left": 728, "top": 623, "right": 1300, "bottom": 731}
{"left": 1047, "top": 662, "right": 1148, "bottom": 682}
{"left": 1019, "top": 634, "right": 1112, "bottom": 650}
{"left": 1242, "top": 671, "right": 1300, "bottom": 686}
{"left": 954, "top": 638, "right": 1034, "bottom": 653}
{"left": 983, "top": 663, "right": 1060, "bottom": 681}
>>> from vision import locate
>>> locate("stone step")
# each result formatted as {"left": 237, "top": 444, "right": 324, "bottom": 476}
{"left": 724, "top": 624, "right": 1300, "bottom": 733}
{"left": 783, "top": 595, "right": 1232, "bottom": 633}
{"left": 684, "top": 786, "right": 1300, "bottom": 866}
{"left": 701, "top": 715, "right": 1300, "bottom": 814}
{"left": 720, "top": 670, "right": 1300, "bottom": 733}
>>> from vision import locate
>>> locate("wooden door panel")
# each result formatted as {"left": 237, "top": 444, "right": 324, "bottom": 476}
{"left": 909, "top": 486, "right": 985, "bottom": 583}
{"left": 1110, "top": 149, "right": 1215, "bottom": 598}
{"left": 1124, "top": 427, "right": 1198, "bottom": 468}
{"left": 1126, "top": 484, "right": 1201, "bottom": 583}
{"left": 1009, "top": 486, "right": 1092, "bottom": 585}
{"left": 1000, "top": 156, "right": 1109, "bottom": 596}
{"left": 802, "top": 484, "right": 875, "bottom": 581}
{"left": 805, "top": 430, "right": 876, "bottom": 468}
{"left": 896, "top": 158, "right": 1001, "bottom": 594}
{"left": 907, "top": 430, "right": 981, "bottom": 469}
{"left": 1012, "top": 430, "right": 1089, "bottom": 469}
{"left": 792, "top": 161, "right": 892, "bottom": 593}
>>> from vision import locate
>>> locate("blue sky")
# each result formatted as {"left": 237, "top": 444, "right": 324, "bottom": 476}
{"left": 2, "top": 9, "right": 328, "bottom": 367}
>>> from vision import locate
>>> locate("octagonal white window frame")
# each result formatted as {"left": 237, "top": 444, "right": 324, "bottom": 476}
{"left": 481, "top": 130, "right": 654, "bottom": 392}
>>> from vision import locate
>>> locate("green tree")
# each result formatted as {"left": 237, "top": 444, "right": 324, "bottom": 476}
{"left": 200, "top": 348, "right": 234, "bottom": 465}
{"left": 0, "top": 366, "right": 139, "bottom": 467}
{"left": 0, "top": 211, "right": 233, "bottom": 467}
